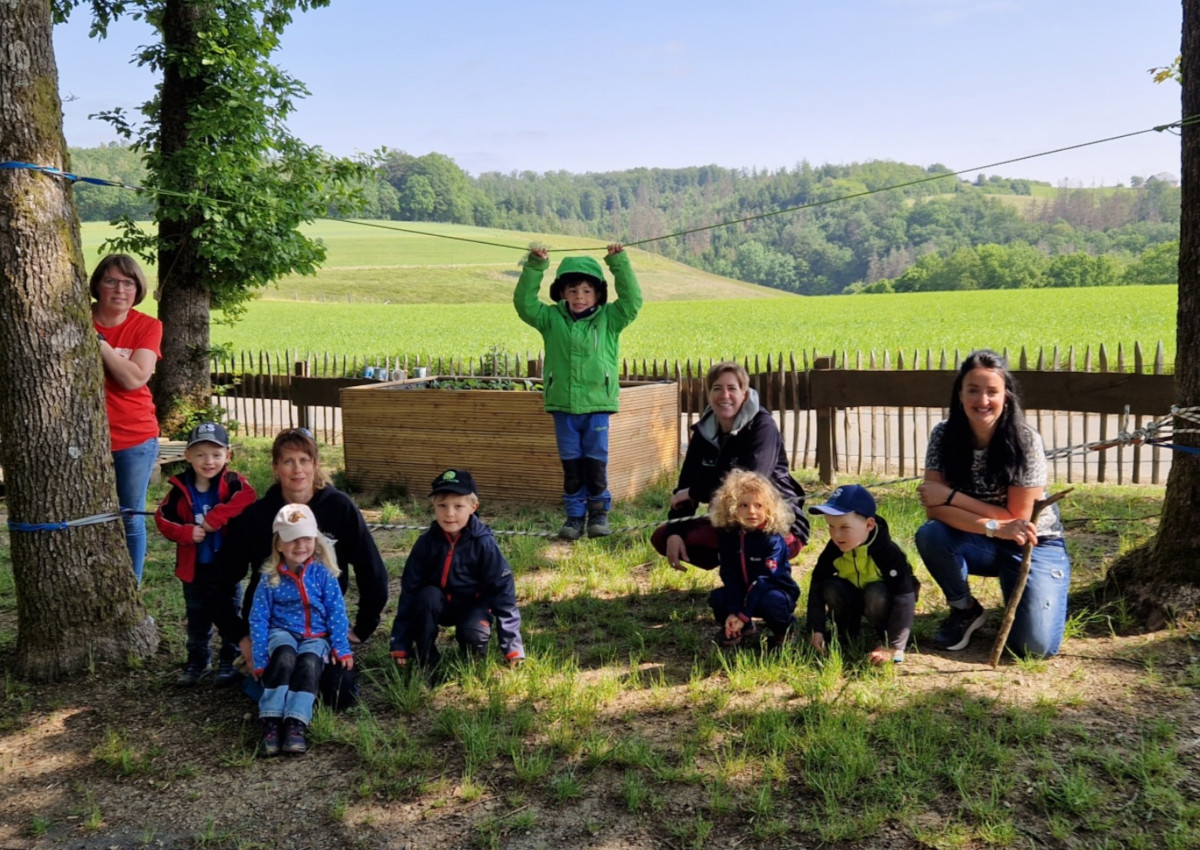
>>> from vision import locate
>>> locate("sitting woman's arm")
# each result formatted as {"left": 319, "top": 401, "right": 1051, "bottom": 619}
{"left": 919, "top": 471, "right": 1039, "bottom": 543}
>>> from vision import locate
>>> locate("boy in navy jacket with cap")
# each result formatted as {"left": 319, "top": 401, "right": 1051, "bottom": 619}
{"left": 390, "top": 469, "right": 525, "bottom": 670}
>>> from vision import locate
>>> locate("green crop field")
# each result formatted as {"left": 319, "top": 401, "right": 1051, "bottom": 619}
{"left": 202, "top": 286, "right": 1176, "bottom": 369}
{"left": 80, "top": 221, "right": 1177, "bottom": 368}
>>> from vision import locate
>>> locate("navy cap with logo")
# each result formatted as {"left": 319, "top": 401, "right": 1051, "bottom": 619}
{"left": 807, "top": 484, "right": 876, "bottom": 519}
{"left": 429, "top": 468, "right": 478, "bottom": 497}
{"left": 187, "top": 421, "right": 230, "bottom": 449}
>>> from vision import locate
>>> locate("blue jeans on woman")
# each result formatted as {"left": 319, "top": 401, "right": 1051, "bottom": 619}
{"left": 915, "top": 520, "right": 1071, "bottom": 657}
{"left": 112, "top": 435, "right": 158, "bottom": 583}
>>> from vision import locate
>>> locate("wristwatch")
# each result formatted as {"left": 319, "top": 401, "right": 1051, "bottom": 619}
{"left": 985, "top": 519, "right": 1000, "bottom": 538}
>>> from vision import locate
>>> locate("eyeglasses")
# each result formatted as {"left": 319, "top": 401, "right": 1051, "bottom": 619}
{"left": 100, "top": 277, "right": 138, "bottom": 291}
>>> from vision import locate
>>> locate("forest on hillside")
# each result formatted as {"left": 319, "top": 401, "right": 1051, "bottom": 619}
{"left": 70, "top": 143, "right": 1180, "bottom": 296}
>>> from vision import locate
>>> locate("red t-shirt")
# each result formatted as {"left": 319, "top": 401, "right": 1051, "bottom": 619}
{"left": 95, "top": 309, "right": 163, "bottom": 451}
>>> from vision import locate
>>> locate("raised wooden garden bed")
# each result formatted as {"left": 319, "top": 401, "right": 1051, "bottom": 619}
{"left": 341, "top": 377, "right": 679, "bottom": 503}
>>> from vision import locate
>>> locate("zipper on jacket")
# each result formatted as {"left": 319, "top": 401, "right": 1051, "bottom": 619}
{"left": 285, "top": 560, "right": 319, "bottom": 638}
{"left": 439, "top": 532, "right": 458, "bottom": 600}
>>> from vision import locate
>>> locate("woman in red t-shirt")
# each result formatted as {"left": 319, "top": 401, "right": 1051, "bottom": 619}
{"left": 91, "top": 254, "right": 163, "bottom": 584}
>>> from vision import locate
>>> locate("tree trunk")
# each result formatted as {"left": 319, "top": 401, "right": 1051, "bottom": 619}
{"left": 152, "top": 0, "right": 213, "bottom": 436}
{"left": 0, "top": 0, "right": 157, "bottom": 680}
{"left": 1108, "top": 0, "right": 1200, "bottom": 624}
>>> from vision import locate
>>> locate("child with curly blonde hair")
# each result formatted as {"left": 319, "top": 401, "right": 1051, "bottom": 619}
{"left": 249, "top": 504, "right": 353, "bottom": 756}
{"left": 707, "top": 469, "right": 801, "bottom": 647}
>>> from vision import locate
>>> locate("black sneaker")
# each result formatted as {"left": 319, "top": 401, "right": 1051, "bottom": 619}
{"left": 214, "top": 659, "right": 241, "bottom": 688}
{"left": 260, "top": 719, "right": 282, "bottom": 757}
{"left": 586, "top": 511, "right": 612, "bottom": 538}
{"left": 176, "top": 662, "right": 210, "bottom": 687}
{"left": 282, "top": 720, "right": 309, "bottom": 755}
{"left": 932, "top": 600, "right": 988, "bottom": 651}
{"left": 558, "top": 516, "right": 586, "bottom": 541}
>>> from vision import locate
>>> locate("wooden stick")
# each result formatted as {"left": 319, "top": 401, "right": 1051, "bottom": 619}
{"left": 988, "top": 487, "right": 1074, "bottom": 668}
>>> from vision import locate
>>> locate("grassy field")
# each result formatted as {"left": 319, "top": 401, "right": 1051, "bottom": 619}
{"left": 81, "top": 220, "right": 783, "bottom": 305}
{"left": 80, "top": 221, "right": 1177, "bottom": 367}
{"left": 1, "top": 441, "right": 1196, "bottom": 848}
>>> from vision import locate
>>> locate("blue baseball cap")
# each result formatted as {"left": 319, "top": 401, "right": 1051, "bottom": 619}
{"left": 808, "top": 485, "right": 876, "bottom": 519}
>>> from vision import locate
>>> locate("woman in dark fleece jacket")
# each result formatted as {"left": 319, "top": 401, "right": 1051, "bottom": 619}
{"left": 652, "top": 361, "right": 809, "bottom": 570}
{"left": 202, "top": 428, "right": 389, "bottom": 708}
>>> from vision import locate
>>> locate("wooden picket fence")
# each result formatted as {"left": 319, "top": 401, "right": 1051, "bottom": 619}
{"left": 208, "top": 342, "right": 1177, "bottom": 485}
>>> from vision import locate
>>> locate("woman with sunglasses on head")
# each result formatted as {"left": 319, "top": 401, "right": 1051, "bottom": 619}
{"left": 203, "top": 427, "right": 389, "bottom": 708}
{"left": 90, "top": 254, "right": 162, "bottom": 585}
{"left": 651, "top": 360, "right": 809, "bottom": 571}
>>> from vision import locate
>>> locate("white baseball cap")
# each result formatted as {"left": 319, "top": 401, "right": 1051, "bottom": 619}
{"left": 272, "top": 504, "right": 319, "bottom": 541}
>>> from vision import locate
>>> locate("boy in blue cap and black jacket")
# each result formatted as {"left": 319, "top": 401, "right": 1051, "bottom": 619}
{"left": 807, "top": 485, "right": 919, "bottom": 664}
{"left": 514, "top": 242, "right": 642, "bottom": 539}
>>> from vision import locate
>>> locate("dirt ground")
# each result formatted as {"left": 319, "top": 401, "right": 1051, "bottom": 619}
{"left": 1, "top": 619, "right": 1198, "bottom": 850}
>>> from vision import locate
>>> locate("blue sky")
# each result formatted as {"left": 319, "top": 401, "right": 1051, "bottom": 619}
{"left": 53, "top": 0, "right": 1183, "bottom": 186}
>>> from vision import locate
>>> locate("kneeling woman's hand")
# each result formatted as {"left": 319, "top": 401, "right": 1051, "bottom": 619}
{"left": 665, "top": 534, "right": 689, "bottom": 571}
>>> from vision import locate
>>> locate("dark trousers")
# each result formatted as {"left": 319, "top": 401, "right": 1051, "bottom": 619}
{"left": 709, "top": 584, "right": 796, "bottom": 636}
{"left": 819, "top": 577, "right": 892, "bottom": 641}
{"left": 182, "top": 579, "right": 242, "bottom": 666}
{"left": 407, "top": 584, "right": 493, "bottom": 666}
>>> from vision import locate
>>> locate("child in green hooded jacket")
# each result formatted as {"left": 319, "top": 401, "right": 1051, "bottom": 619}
{"left": 514, "top": 243, "right": 642, "bottom": 540}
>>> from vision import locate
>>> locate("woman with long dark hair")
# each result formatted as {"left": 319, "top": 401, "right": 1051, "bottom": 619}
{"left": 916, "top": 350, "right": 1070, "bottom": 657}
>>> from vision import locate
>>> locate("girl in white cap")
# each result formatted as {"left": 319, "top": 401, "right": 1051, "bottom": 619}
{"left": 248, "top": 504, "right": 353, "bottom": 756}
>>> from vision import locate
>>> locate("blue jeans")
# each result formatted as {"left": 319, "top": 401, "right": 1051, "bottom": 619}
{"left": 915, "top": 520, "right": 1071, "bottom": 657}
{"left": 552, "top": 412, "right": 611, "bottom": 515}
{"left": 112, "top": 436, "right": 158, "bottom": 583}
{"left": 182, "top": 580, "right": 242, "bottom": 666}
{"left": 258, "top": 630, "right": 329, "bottom": 725}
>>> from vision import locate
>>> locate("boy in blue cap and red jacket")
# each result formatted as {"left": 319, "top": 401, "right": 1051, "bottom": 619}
{"left": 514, "top": 242, "right": 642, "bottom": 539}
{"left": 156, "top": 422, "right": 256, "bottom": 686}
{"left": 390, "top": 470, "right": 525, "bottom": 671}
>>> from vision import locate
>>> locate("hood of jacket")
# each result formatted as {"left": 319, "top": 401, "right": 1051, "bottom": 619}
{"left": 694, "top": 388, "right": 762, "bottom": 443}
{"left": 549, "top": 255, "right": 608, "bottom": 304}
